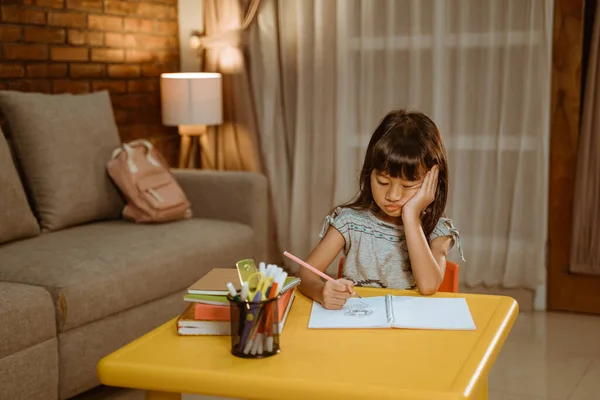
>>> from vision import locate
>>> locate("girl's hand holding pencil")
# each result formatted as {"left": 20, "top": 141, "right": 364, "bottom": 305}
{"left": 321, "top": 278, "right": 356, "bottom": 310}
{"left": 283, "top": 251, "right": 360, "bottom": 310}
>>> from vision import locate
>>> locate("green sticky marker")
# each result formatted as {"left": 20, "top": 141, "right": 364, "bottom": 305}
{"left": 226, "top": 282, "right": 240, "bottom": 302}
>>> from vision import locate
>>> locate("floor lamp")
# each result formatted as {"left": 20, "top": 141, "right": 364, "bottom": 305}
{"left": 160, "top": 72, "right": 223, "bottom": 169}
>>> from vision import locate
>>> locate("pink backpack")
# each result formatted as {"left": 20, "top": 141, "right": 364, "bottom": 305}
{"left": 107, "top": 139, "right": 192, "bottom": 223}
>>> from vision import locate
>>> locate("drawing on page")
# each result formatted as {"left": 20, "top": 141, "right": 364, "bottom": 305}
{"left": 343, "top": 300, "right": 374, "bottom": 317}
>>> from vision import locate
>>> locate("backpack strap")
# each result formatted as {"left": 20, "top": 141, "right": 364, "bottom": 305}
{"left": 128, "top": 139, "right": 161, "bottom": 168}
{"left": 111, "top": 139, "right": 161, "bottom": 173}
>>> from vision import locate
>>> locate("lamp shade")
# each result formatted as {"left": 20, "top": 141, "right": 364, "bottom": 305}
{"left": 160, "top": 72, "right": 222, "bottom": 126}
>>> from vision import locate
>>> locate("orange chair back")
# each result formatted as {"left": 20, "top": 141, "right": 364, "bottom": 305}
{"left": 439, "top": 261, "right": 459, "bottom": 293}
{"left": 337, "top": 257, "right": 459, "bottom": 293}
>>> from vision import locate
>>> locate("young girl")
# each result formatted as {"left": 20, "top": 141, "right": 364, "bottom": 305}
{"left": 298, "top": 109, "right": 464, "bottom": 310}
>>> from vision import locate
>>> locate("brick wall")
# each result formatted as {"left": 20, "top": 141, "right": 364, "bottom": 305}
{"left": 0, "top": 0, "right": 181, "bottom": 165}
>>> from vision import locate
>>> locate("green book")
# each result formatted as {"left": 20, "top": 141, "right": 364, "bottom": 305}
{"left": 280, "top": 276, "right": 301, "bottom": 293}
{"left": 183, "top": 293, "right": 229, "bottom": 305}
{"left": 183, "top": 277, "right": 301, "bottom": 305}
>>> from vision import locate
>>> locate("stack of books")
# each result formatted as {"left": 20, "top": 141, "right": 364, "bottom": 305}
{"left": 177, "top": 268, "right": 299, "bottom": 336}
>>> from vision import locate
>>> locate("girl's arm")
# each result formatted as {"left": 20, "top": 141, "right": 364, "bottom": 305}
{"left": 297, "top": 226, "right": 353, "bottom": 308}
{"left": 402, "top": 165, "right": 450, "bottom": 295}
{"left": 402, "top": 214, "right": 452, "bottom": 295}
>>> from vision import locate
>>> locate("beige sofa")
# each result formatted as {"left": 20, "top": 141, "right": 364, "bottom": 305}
{"left": 0, "top": 90, "right": 268, "bottom": 400}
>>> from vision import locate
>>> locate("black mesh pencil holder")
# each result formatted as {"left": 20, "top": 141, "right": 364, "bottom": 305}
{"left": 228, "top": 294, "right": 281, "bottom": 358}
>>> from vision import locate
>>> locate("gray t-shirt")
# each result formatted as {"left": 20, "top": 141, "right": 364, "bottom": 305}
{"left": 320, "top": 207, "right": 464, "bottom": 290}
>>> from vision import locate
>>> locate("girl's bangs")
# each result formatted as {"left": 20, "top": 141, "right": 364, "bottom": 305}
{"left": 372, "top": 137, "right": 425, "bottom": 181}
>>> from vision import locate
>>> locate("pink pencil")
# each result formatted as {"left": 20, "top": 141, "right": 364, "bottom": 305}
{"left": 283, "top": 251, "right": 360, "bottom": 298}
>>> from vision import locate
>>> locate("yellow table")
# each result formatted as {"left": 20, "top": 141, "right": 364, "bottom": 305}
{"left": 97, "top": 288, "right": 518, "bottom": 400}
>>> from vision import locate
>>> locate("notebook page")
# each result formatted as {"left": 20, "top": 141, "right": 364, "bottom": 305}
{"left": 391, "top": 297, "right": 476, "bottom": 330}
{"left": 308, "top": 297, "right": 390, "bottom": 329}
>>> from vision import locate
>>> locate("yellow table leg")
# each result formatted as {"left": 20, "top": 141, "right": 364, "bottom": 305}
{"left": 145, "top": 391, "right": 181, "bottom": 400}
{"left": 474, "top": 376, "right": 488, "bottom": 400}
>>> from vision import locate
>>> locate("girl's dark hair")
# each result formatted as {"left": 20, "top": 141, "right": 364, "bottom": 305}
{"left": 343, "top": 109, "right": 449, "bottom": 239}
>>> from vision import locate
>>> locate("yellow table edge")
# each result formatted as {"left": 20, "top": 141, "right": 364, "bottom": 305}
{"left": 450, "top": 295, "right": 519, "bottom": 398}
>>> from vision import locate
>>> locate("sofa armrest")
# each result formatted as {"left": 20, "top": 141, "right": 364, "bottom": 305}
{"left": 172, "top": 169, "right": 268, "bottom": 260}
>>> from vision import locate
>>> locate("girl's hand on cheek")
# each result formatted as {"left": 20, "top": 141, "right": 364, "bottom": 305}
{"left": 402, "top": 165, "right": 439, "bottom": 220}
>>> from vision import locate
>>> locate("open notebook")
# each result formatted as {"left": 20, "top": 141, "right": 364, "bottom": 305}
{"left": 309, "top": 295, "right": 476, "bottom": 331}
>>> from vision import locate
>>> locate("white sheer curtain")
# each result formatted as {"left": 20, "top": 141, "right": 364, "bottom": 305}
{"left": 250, "top": 0, "right": 552, "bottom": 289}
{"left": 249, "top": 0, "right": 339, "bottom": 267}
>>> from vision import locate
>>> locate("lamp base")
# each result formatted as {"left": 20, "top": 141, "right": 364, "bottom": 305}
{"left": 178, "top": 125, "right": 214, "bottom": 169}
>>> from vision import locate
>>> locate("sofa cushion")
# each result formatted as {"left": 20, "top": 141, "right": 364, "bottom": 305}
{"left": 0, "top": 282, "right": 56, "bottom": 359}
{"left": 0, "top": 90, "right": 124, "bottom": 231}
{"left": 0, "top": 338, "right": 59, "bottom": 400}
{"left": 0, "top": 130, "right": 40, "bottom": 244}
{"left": 0, "top": 219, "right": 256, "bottom": 332}
{"left": 58, "top": 291, "right": 185, "bottom": 399}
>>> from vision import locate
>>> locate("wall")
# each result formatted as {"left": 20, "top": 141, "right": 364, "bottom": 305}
{"left": 0, "top": 0, "right": 180, "bottom": 165}
{"left": 177, "top": 0, "right": 202, "bottom": 72}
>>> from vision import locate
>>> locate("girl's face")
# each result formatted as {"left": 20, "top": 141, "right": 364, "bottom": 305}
{"left": 370, "top": 170, "right": 423, "bottom": 223}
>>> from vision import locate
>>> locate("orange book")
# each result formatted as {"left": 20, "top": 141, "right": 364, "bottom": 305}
{"left": 193, "top": 302, "right": 229, "bottom": 321}
{"left": 193, "top": 288, "right": 294, "bottom": 322}
{"left": 178, "top": 289, "right": 296, "bottom": 336}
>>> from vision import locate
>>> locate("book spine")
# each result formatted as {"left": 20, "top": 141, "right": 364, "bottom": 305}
{"left": 385, "top": 294, "right": 394, "bottom": 327}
